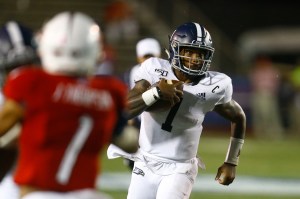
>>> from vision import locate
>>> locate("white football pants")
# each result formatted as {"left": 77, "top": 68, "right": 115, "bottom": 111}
{"left": 127, "top": 160, "right": 198, "bottom": 199}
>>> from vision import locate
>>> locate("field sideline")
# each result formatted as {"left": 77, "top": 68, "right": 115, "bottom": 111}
{"left": 97, "top": 172, "right": 300, "bottom": 196}
{"left": 100, "top": 135, "right": 300, "bottom": 198}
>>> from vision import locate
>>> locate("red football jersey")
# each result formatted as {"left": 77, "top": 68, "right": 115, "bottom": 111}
{"left": 3, "top": 66, "right": 127, "bottom": 191}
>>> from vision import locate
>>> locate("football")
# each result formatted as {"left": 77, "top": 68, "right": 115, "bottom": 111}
{"left": 145, "top": 79, "right": 183, "bottom": 112}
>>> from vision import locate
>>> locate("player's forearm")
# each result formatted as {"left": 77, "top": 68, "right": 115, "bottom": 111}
{"left": 230, "top": 110, "right": 246, "bottom": 139}
{"left": 0, "top": 124, "right": 20, "bottom": 148}
{"left": 225, "top": 112, "right": 246, "bottom": 166}
{"left": 127, "top": 86, "right": 161, "bottom": 119}
{"left": 0, "top": 119, "right": 17, "bottom": 137}
{"left": 0, "top": 100, "right": 23, "bottom": 137}
{"left": 127, "top": 97, "right": 147, "bottom": 119}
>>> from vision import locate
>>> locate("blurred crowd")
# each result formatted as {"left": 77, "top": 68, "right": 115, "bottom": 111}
{"left": 249, "top": 55, "right": 300, "bottom": 139}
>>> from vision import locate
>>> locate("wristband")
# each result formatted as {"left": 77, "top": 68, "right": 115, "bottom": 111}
{"left": 155, "top": 86, "right": 162, "bottom": 98}
{"left": 142, "top": 87, "right": 160, "bottom": 106}
{"left": 225, "top": 137, "right": 244, "bottom": 166}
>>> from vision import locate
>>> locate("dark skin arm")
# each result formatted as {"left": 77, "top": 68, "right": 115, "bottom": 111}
{"left": 213, "top": 99, "right": 246, "bottom": 185}
{"left": 0, "top": 99, "right": 24, "bottom": 137}
{"left": 127, "top": 79, "right": 151, "bottom": 119}
{"left": 214, "top": 99, "right": 246, "bottom": 139}
{"left": 127, "top": 78, "right": 184, "bottom": 119}
{"left": 0, "top": 99, "right": 23, "bottom": 182}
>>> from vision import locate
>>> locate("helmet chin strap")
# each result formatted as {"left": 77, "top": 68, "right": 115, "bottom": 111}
{"left": 173, "top": 67, "right": 206, "bottom": 85}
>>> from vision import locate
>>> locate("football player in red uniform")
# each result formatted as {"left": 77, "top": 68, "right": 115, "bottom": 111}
{"left": 0, "top": 20, "right": 39, "bottom": 199}
{"left": 0, "top": 12, "right": 138, "bottom": 199}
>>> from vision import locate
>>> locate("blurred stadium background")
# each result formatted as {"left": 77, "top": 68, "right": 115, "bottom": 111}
{"left": 1, "top": 0, "right": 300, "bottom": 198}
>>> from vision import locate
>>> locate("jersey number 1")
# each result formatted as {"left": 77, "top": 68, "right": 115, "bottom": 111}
{"left": 56, "top": 115, "right": 93, "bottom": 184}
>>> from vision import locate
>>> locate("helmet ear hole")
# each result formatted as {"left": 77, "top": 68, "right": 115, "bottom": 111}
{"left": 169, "top": 22, "right": 214, "bottom": 76}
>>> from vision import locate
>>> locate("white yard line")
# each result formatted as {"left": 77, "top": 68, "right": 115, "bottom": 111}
{"left": 97, "top": 172, "right": 300, "bottom": 196}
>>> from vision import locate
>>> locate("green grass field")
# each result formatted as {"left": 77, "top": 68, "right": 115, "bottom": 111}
{"left": 100, "top": 134, "right": 300, "bottom": 198}
{"left": 102, "top": 191, "right": 299, "bottom": 199}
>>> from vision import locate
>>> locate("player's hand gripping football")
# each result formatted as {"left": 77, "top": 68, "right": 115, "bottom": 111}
{"left": 157, "top": 78, "right": 184, "bottom": 106}
{"left": 215, "top": 162, "right": 236, "bottom": 186}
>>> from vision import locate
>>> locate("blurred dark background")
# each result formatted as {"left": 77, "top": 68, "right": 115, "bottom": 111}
{"left": 192, "top": 0, "right": 299, "bottom": 41}
{"left": 2, "top": 0, "right": 300, "bottom": 72}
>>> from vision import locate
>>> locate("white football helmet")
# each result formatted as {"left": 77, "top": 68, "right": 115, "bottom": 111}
{"left": 39, "top": 12, "right": 101, "bottom": 76}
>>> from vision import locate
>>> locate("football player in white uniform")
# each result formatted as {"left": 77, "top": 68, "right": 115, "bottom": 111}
{"left": 120, "top": 22, "right": 246, "bottom": 199}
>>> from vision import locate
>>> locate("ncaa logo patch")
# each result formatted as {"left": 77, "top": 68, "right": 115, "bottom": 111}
{"left": 155, "top": 69, "right": 168, "bottom": 77}
{"left": 133, "top": 167, "right": 145, "bottom": 176}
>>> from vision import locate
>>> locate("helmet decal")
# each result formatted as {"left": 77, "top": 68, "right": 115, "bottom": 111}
{"left": 195, "top": 22, "right": 204, "bottom": 42}
{"left": 7, "top": 22, "right": 25, "bottom": 48}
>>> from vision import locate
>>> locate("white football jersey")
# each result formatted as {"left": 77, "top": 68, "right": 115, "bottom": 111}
{"left": 134, "top": 57, "right": 233, "bottom": 161}
{"left": 129, "top": 64, "right": 140, "bottom": 89}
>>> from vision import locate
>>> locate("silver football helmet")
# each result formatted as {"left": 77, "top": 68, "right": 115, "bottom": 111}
{"left": 168, "top": 22, "right": 214, "bottom": 76}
